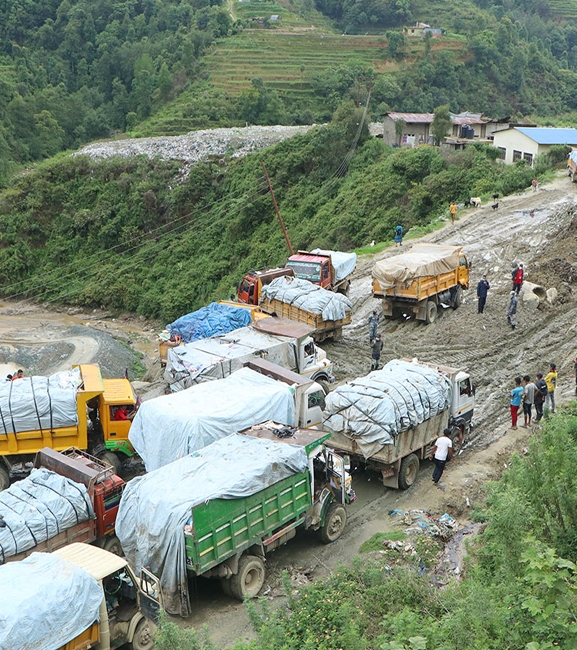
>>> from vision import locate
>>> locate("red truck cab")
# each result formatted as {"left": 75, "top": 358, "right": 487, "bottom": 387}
{"left": 237, "top": 267, "right": 295, "bottom": 305}
{"left": 285, "top": 252, "right": 333, "bottom": 289}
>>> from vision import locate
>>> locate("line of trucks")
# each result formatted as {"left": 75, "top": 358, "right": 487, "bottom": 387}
{"left": 0, "top": 244, "right": 478, "bottom": 646}
{"left": 0, "top": 353, "right": 475, "bottom": 643}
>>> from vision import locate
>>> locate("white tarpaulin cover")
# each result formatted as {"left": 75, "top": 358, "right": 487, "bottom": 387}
{"left": 164, "top": 326, "right": 297, "bottom": 391}
{"left": 261, "top": 276, "right": 352, "bottom": 322}
{"left": 116, "top": 434, "right": 308, "bottom": 617}
{"left": 0, "top": 552, "right": 102, "bottom": 650}
{"left": 130, "top": 367, "right": 297, "bottom": 471}
{"left": 570, "top": 150, "right": 577, "bottom": 165}
{"left": 310, "top": 249, "right": 357, "bottom": 282}
{"left": 0, "top": 468, "right": 94, "bottom": 563}
{"left": 0, "top": 370, "right": 81, "bottom": 434}
{"left": 323, "top": 359, "right": 452, "bottom": 458}
{"left": 372, "top": 244, "right": 462, "bottom": 290}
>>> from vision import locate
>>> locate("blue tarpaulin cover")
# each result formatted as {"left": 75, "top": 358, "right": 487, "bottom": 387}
{"left": 166, "top": 302, "right": 252, "bottom": 343}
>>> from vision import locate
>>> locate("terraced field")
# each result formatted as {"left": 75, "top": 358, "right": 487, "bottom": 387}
{"left": 548, "top": 0, "right": 577, "bottom": 18}
{"left": 204, "top": 31, "right": 465, "bottom": 99}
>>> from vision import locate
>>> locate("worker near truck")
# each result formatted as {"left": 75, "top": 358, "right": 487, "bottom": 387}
{"left": 506, "top": 291, "right": 518, "bottom": 330}
{"left": 370, "top": 334, "right": 383, "bottom": 371}
{"left": 368, "top": 309, "right": 380, "bottom": 342}
{"left": 522, "top": 375, "right": 536, "bottom": 428}
{"left": 476, "top": 274, "right": 490, "bottom": 314}
{"left": 429, "top": 428, "right": 453, "bottom": 485}
{"left": 510, "top": 377, "right": 524, "bottom": 430}
{"left": 534, "top": 372, "right": 547, "bottom": 422}
{"left": 113, "top": 405, "right": 135, "bottom": 421}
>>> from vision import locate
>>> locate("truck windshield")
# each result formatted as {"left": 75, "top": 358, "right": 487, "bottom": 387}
{"left": 286, "top": 261, "right": 321, "bottom": 282}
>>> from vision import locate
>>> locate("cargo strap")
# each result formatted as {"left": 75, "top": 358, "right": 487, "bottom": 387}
{"left": 29, "top": 377, "right": 46, "bottom": 436}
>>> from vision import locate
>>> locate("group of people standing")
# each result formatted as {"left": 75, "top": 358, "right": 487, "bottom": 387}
{"left": 476, "top": 262, "right": 524, "bottom": 331}
{"left": 509, "top": 364, "right": 557, "bottom": 429}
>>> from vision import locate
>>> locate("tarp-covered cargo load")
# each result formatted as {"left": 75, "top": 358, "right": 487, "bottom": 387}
{"left": 262, "top": 277, "right": 352, "bottom": 322}
{"left": 310, "top": 249, "right": 357, "bottom": 282}
{"left": 116, "top": 434, "right": 308, "bottom": 617}
{"left": 323, "top": 359, "right": 452, "bottom": 458}
{"left": 166, "top": 302, "right": 252, "bottom": 344}
{"left": 0, "top": 552, "right": 103, "bottom": 650}
{"left": 129, "top": 367, "right": 297, "bottom": 471}
{"left": 164, "top": 326, "right": 297, "bottom": 391}
{"left": 0, "top": 370, "right": 81, "bottom": 434}
{"left": 0, "top": 468, "right": 94, "bottom": 563}
{"left": 372, "top": 244, "right": 463, "bottom": 290}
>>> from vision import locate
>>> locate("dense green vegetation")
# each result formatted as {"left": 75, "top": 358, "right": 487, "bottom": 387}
{"left": 0, "top": 105, "right": 553, "bottom": 323}
{"left": 154, "top": 407, "right": 577, "bottom": 649}
{"left": 2, "top": 0, "right": 577, "bottom": 177}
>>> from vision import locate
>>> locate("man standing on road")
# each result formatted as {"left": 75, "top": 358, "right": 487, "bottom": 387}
{"left": 545, "top": 363, "right": 558, "bottom": 414}
{"left": 449, "top": 201, "right": 458, "bottom": 224}
{"left": 534, "top": 372, "right": 547, "bottom": 422}
{"left": 574, "top": 354, "right": 577, "bottom": 396}
{"left": 429, "top": 428, "right": 453, "bottom": 485}
{"left": 368, "top": 309, "right": 380, "bottom": 342}
{"left": 510, "top": 376, "right": 524, "bottom": 430}
{"left": 371, "top": 333, "right": 383, "bottom": 371}
{"left": 513, "top": 263, "right": 524, "bottom": 294}
{"left": 522, "top": 375, "right": 535, "bottom": 428}
{"left": 506, "top": 291, "right": 518, "bottom": 330}
{"left": 477, "top": 274, "right": 490, "bottom": 314}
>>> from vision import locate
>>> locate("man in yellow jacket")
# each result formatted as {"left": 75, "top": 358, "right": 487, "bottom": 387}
{"left": 545, "top": 363, "right": 557, "bottom": 413}
{"left": 449, "top": 202, "right": 458, "bottom": 224}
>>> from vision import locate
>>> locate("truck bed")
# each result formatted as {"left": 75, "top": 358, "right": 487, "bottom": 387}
{"left": 374, "top": 269, "right": 460, "bottom": 302}
{"left": 261, "top": 298, "right": 350, "bottom": 341}
{"left": 185, "top": 471, "right": 311, "bottom": 575}
{"left": 325, "top": 411, "right": 449, "bottom": 466}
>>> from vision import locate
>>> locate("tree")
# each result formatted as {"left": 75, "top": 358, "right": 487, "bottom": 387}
{"left": 394, "top": 118, "right": 406, "bottom": 146}
{"left": 431, "top": 105, "right": 451, "bottom": 145}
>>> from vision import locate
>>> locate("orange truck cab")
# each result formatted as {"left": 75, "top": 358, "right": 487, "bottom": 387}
{"left": 237, "top": 267, "right": 295, "bottom": 305}
{"left": 285, "top": 251, "right": 335, "bottom": 289}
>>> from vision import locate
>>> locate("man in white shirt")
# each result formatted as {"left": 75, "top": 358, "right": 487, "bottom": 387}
{"left": 429, "top": 428, "right": 453, "bottom": 485}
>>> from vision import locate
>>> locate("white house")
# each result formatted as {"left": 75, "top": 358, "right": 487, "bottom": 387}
{"left": 493, "top": 127, "right": 577, "bottom": 166}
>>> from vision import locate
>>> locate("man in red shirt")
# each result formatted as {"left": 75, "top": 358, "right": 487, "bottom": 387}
{"left": 113, "top": 405, "right": 134, "bottom": 421}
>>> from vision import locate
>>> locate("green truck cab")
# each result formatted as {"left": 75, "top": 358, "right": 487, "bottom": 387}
{"left": 184, "top": 423, "right": 354, "bottom": 600}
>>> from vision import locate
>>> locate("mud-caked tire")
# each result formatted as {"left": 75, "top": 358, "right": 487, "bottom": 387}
{"left": 0, "top": 465, "right": 10, "bottom": 492}
{"left": 129, "top": 617, "right": 156, "bottom": 650}
{"left": 230, "top": 555, "right": 266, "bottom": 601}
{"left": 320, "top": 502, "right": 347, "bottom": 544}
{"left": 425, "top": 301, "right": 437, "bottom": 324}
{"left": 97, "top": 450, "right": 122, "bottom": 477}
{"left": 398, "top": 453, "right": 420, "bottom": 490}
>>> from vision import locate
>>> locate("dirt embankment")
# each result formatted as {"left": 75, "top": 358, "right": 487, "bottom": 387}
{"left": 1, "top": 173, "right": 576, "bottom": 647}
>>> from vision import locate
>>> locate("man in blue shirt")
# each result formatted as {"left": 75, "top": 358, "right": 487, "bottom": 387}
{"left": 510, "top": 376, "right": 524, "bottom": 429}
{"left": 477, "top": 274, "right": 490, "bottom": 314}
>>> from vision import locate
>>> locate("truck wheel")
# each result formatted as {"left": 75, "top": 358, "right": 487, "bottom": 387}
{"left": 230, "top": 555, "right": 265, "bottom": 600}
{"left": 425, "top": 301, "right": 437, "bottom": 324}
{"left": 317, "top": 379, "right": 330, "bottom": 395}
{"left": 398, "top": 454, "right": 420, "bottom": 489}
{"left": 102, "top": 534, "right": 122, "bottom": 556}
{"left": 97, "top": 451, "right": 122, "bottom": 476}
{"left": 0, "top": 466, "right": 10, "bottom": 492}
{"left": 453, "top": 285, "right": 463, "bottom": 309}
{"left": 130, "top": 617, "right": 156, "bottom": 650}
{"left": 320, "top": 502, "right": 347, "bottom": 544}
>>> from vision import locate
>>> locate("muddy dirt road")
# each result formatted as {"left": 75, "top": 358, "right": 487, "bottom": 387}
{"left": 0, "top": 173, "right": 576, "bottom": 647}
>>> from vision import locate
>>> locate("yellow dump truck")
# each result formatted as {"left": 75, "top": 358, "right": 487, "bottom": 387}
{"left": 372, "top": 243, "right": 470, "bottom": 324}
{"left": 0, "top": 364, "right": 137, "bottom": 488}
{"left": 260, "top": 297, "right": 351, "bottom": 342}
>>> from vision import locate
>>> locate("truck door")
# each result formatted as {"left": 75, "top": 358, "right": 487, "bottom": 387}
{"left": 321, "top": 261, "right": 331, "bottom": 288}
{"left": 299, "top": 339, "right": 316, "bottom": 372}
{"left": 138, "top": 568, "right": 162, "bottom": 623}
{"left": 452, "top": 375, "right": 474, "bottom": 421}
{"left": 304, "top": 388, "right": 325, "bottom": 427}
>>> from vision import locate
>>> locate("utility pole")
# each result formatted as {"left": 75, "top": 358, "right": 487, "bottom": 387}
{"left": 261, "top": 161, "right": 294, "bottom": 255}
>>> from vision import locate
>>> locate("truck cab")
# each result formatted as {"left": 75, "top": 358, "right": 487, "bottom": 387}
{"left": 245, "top": 358, "right": 325, "bottom": 427}
{"left": 237, "top": 267, "right": 295, "bottom": 305}
{"left": 53, "top": 542, "right": 161, "bottom": 650}
{"left": 285, "top": 251, "right": 333, "bottom": 289}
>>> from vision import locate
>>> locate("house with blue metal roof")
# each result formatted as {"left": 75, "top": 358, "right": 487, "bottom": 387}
{"left": 493, "top": 127, "right": 577, "bottom": 166}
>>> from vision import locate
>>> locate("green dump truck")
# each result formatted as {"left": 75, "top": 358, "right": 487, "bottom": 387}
{"left": 116, "top": 424, "right": 355, "bottom": 616}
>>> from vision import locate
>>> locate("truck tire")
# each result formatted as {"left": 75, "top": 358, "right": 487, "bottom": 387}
{"left": 425, "top": 301, "right": 437, "bottom": 324}
{"left": 398, "top": 454, "right": 420, "bottom": 490}
{"left": 97, "top": 450, "right": 122, "bottom": 476}
{"left": 130, "top": 617, "right": 156, "bottom": 650}
{"left": 221, "top": 577, "right": 234, "bottom": 597}
{"left": 102, "top": 534, "right": 122, "bottom": 556}
{"left": 317, "top": 379, "right": 331, "bottom": 395}
{"left": 453, "top": 285, "right": 463, "bottom": 309}
{"left": 230, "top": 555, "right": 265, "bottom": 600}
{"left": 0, "top": 465, "right": 10, "bottom": 492}
{"left": 320, "top": 502, "right": 347, "bottom": 544}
